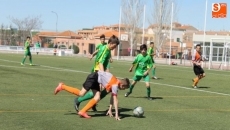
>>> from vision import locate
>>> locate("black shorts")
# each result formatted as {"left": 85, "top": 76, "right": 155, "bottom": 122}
{"left": 193, "top": 65, "right": 204, "bottom": 75}
{"left": 83, "top": 72, "right": 100, "bottom": 91}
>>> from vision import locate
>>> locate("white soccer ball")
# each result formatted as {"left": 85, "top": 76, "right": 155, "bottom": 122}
{"left": 133, "top": 106, "right": 144, "bottom": 117}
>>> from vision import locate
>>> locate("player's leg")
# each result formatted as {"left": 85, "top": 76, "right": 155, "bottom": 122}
{"left": 74, "top": 91, "right": 94, "bottom": 112}
{"left": 152, "top": 59, "right": 158, "bottom": 79}
{"left": 28, "top": 52, "right": 33, "bottom": 65}
{"left": 21, "top": 52, "right": 28, "bottom": 65}
{"left": 125, "top": 75, "right": 140, "bottom": 97}
{"left": 78, "top": 83, "right": 101, "bottom": 118}
{"left": 144, "top": 75, "right": 152, "bottom": 100}
{"left": 192, "top": 66, "right": 200, "bottom": 88}
{"left": 54, "top": 82, "right": 86, "bottom": 96}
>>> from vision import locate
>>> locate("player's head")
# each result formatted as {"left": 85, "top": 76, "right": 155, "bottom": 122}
{"left": 26, "top": 36, "right": 31, "bottom": 42}
{"left": 100, "top": 34, "right": 105, "bottom": 43}
{"left": 108, "top": 35, "right": 120, "bottom": 50}
{"left": 150, "top": 42, "right": 154, "bottom": 47}
{"left": 195, "top": 44, "right": 201, "bottom": 52}
{"left": 140, "top": 44, "right": 147, "bottom": 55}
{"left": 118, "top": 78, "right": 130, "bottom": 90}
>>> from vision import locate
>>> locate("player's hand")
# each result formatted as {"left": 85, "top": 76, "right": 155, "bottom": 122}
{"left": 143, "top": 71, "right": 148, "bottom": 76}
{"left": 129, "top": 68, "right": 132, "bottom": 72}
{"left": 89, "top": 55, "right": 93, "bottom": 60}
{"left": 106, "top": 110, "right": 113, "bottom": 117}
{"left": 115, "top": 115, "right": 121, "bottom": 121}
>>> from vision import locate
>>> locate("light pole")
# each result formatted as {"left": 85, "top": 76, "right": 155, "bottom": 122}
{"left": 51, "top": 11, "right": 58, "bottom": 32}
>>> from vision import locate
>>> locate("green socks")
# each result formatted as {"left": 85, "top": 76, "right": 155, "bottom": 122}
{"left": 29, "top": 56, "right": 32, "bottom": 64}
{"left": 152, "top": 68, "right": 156, "bottom": 76}
{"left": 21, "top": 57, "right": 26, "bottom": 64}
{"left": 147, "top": 87, "right": 151, "bottom": 97}
{"left": 129, "top": 84, "right": 134, "bottom": 93}
{"left": 77, "top": 89, "right": 109, "bottom": 103}
{"left": 77, "top": 91, "right": 94, "bottom": 102}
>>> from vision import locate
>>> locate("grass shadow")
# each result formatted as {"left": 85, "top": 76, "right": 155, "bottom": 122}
{"left": 129, "top": 96, "right": 163, "bottom": 100}
{"left": 198, "top": 86, "right": 210, "bottom": 89}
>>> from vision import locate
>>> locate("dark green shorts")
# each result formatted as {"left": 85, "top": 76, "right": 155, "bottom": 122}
{"left": 24, "top": 51, "right": 31, "bottom": 56}
{"left": 133, "top": 75, "right": 150, "bottom": 82}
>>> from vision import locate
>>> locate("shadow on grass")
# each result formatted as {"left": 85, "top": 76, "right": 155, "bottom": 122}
{"left": 129, "top": 96, "right": 163, "bottom": 100}
{"left": 152, "top": 77, "right": 164, "bottom": 80}
{"left": 197, "top": 86, "right": 210, "bottom": 89}
{"left": 64, "top": 107, "right": 136, "bottom": 119}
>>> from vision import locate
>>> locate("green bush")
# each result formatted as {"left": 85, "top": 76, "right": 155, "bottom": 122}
{"left": 72, "top": 45, "right": 79, "bottom": 54}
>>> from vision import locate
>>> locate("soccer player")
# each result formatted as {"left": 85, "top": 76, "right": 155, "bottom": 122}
{"left": 21, "top": 36, "right": 33, "bottom": 65}
{"left": 74, "top": 35, "right": 118, "bottom": 112}
{"left": 124, "top": 44, "right": 153, "bottom": 100}
{"left": 54, "top": 70, "right": 130, "bottom": 120}
{"left": 192, "top": 44, "right": 206, "bottom": 88}
{"left": 89, "top": 34, "right": 111, "bottom": 72}
{"left": 35, "top": 41, "right": 41, "bottom": 55}
{"left": 147, "top": 42, "right": 158, "bottom": 79}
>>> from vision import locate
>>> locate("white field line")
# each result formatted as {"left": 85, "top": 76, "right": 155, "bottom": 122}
{"left": 0, "top": 59, "right": 230, "bottom": 96}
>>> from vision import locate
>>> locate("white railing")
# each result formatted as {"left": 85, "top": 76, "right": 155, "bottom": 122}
{"left": 0, "top": 45, "right": 73, "bottom": 56}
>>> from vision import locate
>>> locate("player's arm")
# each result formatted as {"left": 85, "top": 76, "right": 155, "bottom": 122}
{"left": 129, "top": 55, "right": 139, "bottom": 72}
{"left": 106, "top": 94, "right": 114, "bottom": 117}
{"left": 90, "top": 50, "right": 99, "bottom": 60}
{"left": 113, "top": 95, "right": 120, "bottom": 120}
{"left": 98, "top": 50, "right": 108, "bottom": 71}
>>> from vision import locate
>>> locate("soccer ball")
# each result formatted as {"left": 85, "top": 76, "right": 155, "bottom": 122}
{"left": 133, "top": 106, "right": 144, "bottom": 117}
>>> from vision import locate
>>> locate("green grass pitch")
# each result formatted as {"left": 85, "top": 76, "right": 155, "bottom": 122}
{"left": 0, "top": 53, "right": 230, "bottom": 130}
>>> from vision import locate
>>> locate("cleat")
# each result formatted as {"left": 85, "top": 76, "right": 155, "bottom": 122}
{"left": 21, "top": 63, "right": 24, "bottom": 66}
{"left": 78, "top": 111, "right": 91, "bottom": 118}
{"left": 147, "top": 97, "right": 153, "bottom": 100}
{"left": 54, "top": 82, "right": 63, "bottom": 95}
{"left": 124, "top": 92, "right": 131, "bottom": 97}
{"left": 91, "top": 104, "right": 97, "bottom": 112}
{"left": 152, "top": 76, "right": 158, "bottom": 79}
{"left": 30, "top": 64, "right": 33, "bottom": 66}
{"left": 193, "top": 86, "right": 197, "bottom": 89}
{"left": 74, "top": 97, "right": 80, "bottom": 112}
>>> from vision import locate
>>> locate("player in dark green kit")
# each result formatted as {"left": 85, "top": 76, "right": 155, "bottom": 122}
{"left": 21, "top": 36, "right": 33, "bottom": 65}
{"left": 125, "top": 44, "right": 153, "bottom": 100}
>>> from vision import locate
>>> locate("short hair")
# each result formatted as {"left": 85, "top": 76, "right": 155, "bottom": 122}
{"left": 140, "top": 44, "right": 147, "bottom": 51}
{"left": 27, "top": 36, "right": 31, "bottom": 39}
{"left": 123, "top": 78, "right": 130, "bottom": 87}
{"left": 196, "top": 44, "right": 201, "bottom": 48}
{"left": 150, "top": 42, "right": 154, "bottom": 45}
{"left": 100, "top": 34, "right": 105, "bottom": 39}
{"left": 108, "top": 35, "right": 120, "bottom": 45}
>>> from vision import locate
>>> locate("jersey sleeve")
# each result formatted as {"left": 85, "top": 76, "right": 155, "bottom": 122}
{"left": 111, "top": 85, "right": 118, "bottom": 96}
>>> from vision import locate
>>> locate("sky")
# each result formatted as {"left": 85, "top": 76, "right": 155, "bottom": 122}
{"left": 0, "top": 0, "right": 229, "bottom": 32}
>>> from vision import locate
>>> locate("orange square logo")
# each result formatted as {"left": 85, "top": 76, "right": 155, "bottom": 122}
{"left": 212, "top": 3, "right": 227, "bottom": 18}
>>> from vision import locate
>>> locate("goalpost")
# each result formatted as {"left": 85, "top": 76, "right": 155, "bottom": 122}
{"left": 208, "top": 38, "right": 230, "bottom": 70}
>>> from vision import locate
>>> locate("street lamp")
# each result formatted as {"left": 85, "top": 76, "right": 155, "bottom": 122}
{"left": 51, "top": 11, "right": 58, "bottom": 32}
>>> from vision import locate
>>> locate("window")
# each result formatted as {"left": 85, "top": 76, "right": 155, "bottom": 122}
{"left": 82, "top": 43, "right": 84, "bottom": 46}
{"left": 77, "top": 43, "right": 79, "bottom": 46}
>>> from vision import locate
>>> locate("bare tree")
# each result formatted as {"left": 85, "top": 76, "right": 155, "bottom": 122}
{"left": 121, "top": 0, "right": 145, "bottom": 56}
{"left": 149, "top": 0, "right": 178, "bottom": 53}
{"left": 8, "top": 15, "right": 43, "bottom": 44}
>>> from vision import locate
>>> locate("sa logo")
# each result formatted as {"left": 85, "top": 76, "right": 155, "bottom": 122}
{"left": 212, "top": 3, "right": 227, "bottom": 18}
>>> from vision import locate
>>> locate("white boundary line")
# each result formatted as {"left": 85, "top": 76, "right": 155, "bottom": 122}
{"left": 0, "top": 59, "right": 230, "bottom": 96}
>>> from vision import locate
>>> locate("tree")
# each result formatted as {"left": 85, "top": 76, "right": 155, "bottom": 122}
{"left": 121, "top": 0, "right": 145, "bottom": 56}
{"left": 8, "top": 15, "right": 43, "bottom": 44}
{"left": 149, "top": 0, "right": 178, "bottom": 53}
